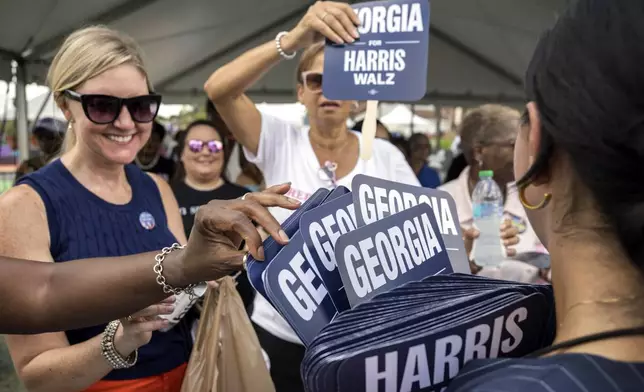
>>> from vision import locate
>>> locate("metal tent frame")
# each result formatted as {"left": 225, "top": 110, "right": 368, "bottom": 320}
{"left": 0, "top": 0, "right": 566, "bottom": 161}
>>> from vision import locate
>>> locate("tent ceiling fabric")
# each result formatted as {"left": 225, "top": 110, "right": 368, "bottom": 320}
{"left": 0, "top": 0, "right": 566, "bottom": 106}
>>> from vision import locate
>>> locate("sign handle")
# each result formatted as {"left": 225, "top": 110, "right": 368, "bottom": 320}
{"left": 360, "top": 100, "right": 379, "bottom": 161}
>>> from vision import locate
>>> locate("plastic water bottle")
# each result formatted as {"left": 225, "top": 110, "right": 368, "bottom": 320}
{"left": 472, "top": 170, "right": 504, "bottom": 267}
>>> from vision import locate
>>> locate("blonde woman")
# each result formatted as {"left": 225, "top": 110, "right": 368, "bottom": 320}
{"left": 0, "top": 26, "right": 194, "bottom": 392}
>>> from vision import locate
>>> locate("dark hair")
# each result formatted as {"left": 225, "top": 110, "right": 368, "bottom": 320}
{"left": 408, "top": 132, "right": 429, "bottom": 145}
{"left": 390, "top": 135, "right": 410, "bottom": 158}
{"left": 353, "top": 119, "right": 386, "bottom": 133}
{"left": 206, "top": 98, "right": 237, "bottom": 169}
{"left": 171, "top": 119, "right": 231, "bottom": 183}
{"left": 151, "top": 121, "right": 166, "bottom": 141}
{"left": 520, "top": 0, "right": 644, "bottom": 265}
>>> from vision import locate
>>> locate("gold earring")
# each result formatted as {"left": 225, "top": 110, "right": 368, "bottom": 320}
{"left": 518, "top": 183, "right": 552, "bottom": 210}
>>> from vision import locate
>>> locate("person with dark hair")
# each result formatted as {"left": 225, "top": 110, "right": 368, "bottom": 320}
{"left": 444, "top": 152, "right": 467, "bottom": 183}
{"left": 135, "top": 120, "right": 175, "bottom": 180}
{"left": 171, "top": 120, "right": 247, "bottom": 239}
{"left": 206, "top": 98, "right": 237, "bottom": 171}
{"left": 390, "top": 135, "right": 410, "bottom": 160}
{"left": 169, "top": 129, "right": 186, "bottom": 163}
{"left": 14, "top": 117, "right": 66, "bottom": 183}
{"left": 170, "top": 120, "right": 255, "bottom": 312}
{"left": 448, "top": 1, "right": 644, "bottom": 390}
{"left": 352, "top": 118, "right": 391, "bottom": 141}
{"left": 408, "top": 133, "right": 441, "bottom": 188}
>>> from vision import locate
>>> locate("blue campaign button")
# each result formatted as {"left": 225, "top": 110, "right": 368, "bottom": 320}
{"left": 322, "top": 0, "right": 430, "bottom": 101}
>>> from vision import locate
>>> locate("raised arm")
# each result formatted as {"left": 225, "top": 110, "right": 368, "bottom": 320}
{"left": 203, "top": 1, "right": 359, "bottom": 155}
{"left": 0, "top": 183, "right": 298, "bottom": 335}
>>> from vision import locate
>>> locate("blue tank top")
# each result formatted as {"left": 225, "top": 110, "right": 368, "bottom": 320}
{"left": 17, "top": 159, "right": 191, "bottom": 380}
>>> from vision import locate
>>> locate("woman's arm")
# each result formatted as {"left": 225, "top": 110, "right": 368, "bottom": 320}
{"left": 203, "top": 1, "right": 358, "bottom": 155}
{"left": 0, "top": 184, "right": 296, "bottom": 335}
{"left": 0, "top": 185, "right": 153, "bottom": 392}
{"left": 0, "top": 185, "right": 184, "bottom": 334}
{"left": 8, "top": 332, "right": 122, "bottom": 392}
{"left": 0, "top": 252, "right": 180, "bottom": 334}
{"left": 203, "top": 39, "right": 283, "bottom": 156}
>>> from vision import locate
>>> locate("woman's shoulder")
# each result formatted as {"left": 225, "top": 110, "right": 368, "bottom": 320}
{"left": 0, "top": 183, "right": 45, "bottom": 213}
{"left": 447, "top": 354, "right": 644, "bottom": 392}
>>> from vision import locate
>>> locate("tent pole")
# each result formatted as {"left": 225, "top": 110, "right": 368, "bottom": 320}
{"left": 32, "top": 89, "right": 52, "bottom": 126}
{"left": 15, "top": 59, "right": 29, "bottom": 163}
{"left": 410, "top": 104, "right": 415, "bottom": 134}
{"left": 436, "top": 105, "right": 443, "bottom": 149}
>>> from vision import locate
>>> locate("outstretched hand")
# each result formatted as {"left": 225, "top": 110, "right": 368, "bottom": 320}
{"left": 178, "top": 183, "right": 300, "bottom": 284}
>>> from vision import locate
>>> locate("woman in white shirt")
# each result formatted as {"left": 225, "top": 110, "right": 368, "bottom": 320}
{"left": 439, "top": 104, "right": 550, "bottom": 283}
{"left": 204, "top": 3, "right": 419, "bottom": 390}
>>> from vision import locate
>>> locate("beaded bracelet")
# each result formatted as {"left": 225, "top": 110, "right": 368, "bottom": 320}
{"left": 275, "top": 31, "right": 296, "bottom": 60}
{"left": 100, "top": 320, "right": 138, "bottom": 369}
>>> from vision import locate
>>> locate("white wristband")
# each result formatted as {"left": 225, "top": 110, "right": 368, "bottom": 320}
{"left": 275, "top": 31, "right": 296, "bottom": 60}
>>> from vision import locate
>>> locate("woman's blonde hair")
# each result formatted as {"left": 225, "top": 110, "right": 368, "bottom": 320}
{"left": 47, "top": 25, "right": 152, "bottom": 153}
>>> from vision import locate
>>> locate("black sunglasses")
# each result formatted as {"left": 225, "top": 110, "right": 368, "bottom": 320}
{"left": 63, "top": 90, "right": 162, "bottom": 125}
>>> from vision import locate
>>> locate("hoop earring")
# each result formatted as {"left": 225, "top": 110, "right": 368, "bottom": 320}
{"left": 518, "top": 184, "right": 552, "bottom": 210}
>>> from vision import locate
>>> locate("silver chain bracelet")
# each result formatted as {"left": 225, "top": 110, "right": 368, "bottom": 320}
{"left": 153, "top": 243, "right": 200, "bottom": 299}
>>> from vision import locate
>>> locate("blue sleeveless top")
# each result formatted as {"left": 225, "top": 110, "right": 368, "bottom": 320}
{"left": 17, "top": 159, "right": 191, "bottom": 380}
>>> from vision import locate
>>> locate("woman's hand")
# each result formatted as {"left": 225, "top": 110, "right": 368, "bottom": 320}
{"left": 174, "top": 183, "right": 300, "bottom": 285}
{"left": 500, "top": 219, "right": 519, "bottom": 257}
{"left": 283, "top": 1, "right": 361, "bottom": 50}
{"left": 462, "top": 227, "right": 481, "bottom": 274}
{"left": 113, "top": 296, "right": 176, "bottom": 356}
{"left": 462, "top": 219, "right": 520, "bottom": 273}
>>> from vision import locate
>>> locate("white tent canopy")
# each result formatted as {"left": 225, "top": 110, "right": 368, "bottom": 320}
{"left": 380, "top": 104, "right": 435, "bottom": 136}
{"left": 0, "top": 91, "right": 65, "bottom": 121}
{"left": 0, "top": 0, "right": 566, "bottom": 106}
{"left": 0, "top": 0, "right": 567, "bottom": 160}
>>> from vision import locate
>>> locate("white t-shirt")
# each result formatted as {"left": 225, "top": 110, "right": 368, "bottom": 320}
{"left": 244, "top": 111, "right": 419, "bottom": 344}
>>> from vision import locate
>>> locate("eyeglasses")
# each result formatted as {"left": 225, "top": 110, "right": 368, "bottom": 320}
{"left": 485, "top": 141, "right": 516, "bottom": 149}
{"left": 301, "top": 71, "right": 323, "bottom": 93}
{"left": 63, "top": 90, "right": 161, "bottom": 125}
{"left": 187, "top": 139, "right": 224, "bottom": 154}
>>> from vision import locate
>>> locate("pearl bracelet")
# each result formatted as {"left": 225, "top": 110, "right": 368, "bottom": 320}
{"left": 275, "top": 31, "right": 296, "bottom": 60}
{"left": 101, "top": 320, "right": 138, "bottom": 369}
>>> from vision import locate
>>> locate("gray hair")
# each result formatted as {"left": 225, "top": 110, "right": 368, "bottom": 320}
{"left": 458, "top": 104, "right": 520, "bottom": 164}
